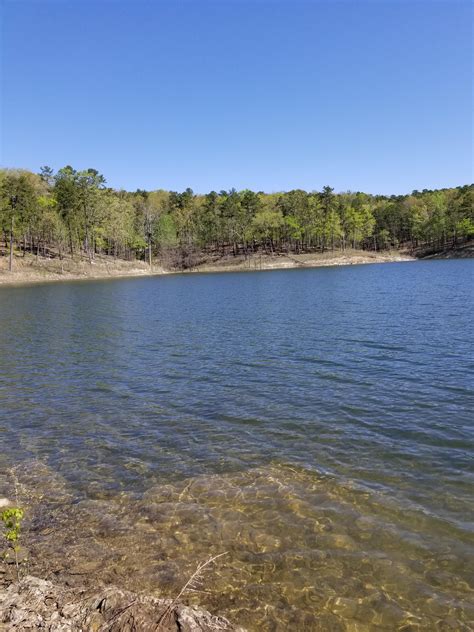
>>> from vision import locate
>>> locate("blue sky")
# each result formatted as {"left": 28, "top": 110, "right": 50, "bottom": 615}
{"left": 1, "top": 0, "right": 472, "bottom": 194}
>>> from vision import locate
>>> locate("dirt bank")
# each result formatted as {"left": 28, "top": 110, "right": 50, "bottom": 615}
{"left": 0, "top": 253, "right": 157, "bottom": 286}
{"left": 0, "top": 250, "right": 414, "bottom": 286}
{"left": 417, "top": 241, "right": 474, "bottom": 260}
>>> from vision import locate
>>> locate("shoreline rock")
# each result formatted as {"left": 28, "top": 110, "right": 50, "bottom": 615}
{"left": 0, "top": 575, "right": 243, "bottom": 631}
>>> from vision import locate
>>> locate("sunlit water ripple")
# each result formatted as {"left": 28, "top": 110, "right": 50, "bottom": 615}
{"left": 0, "top": 260, "right": 473, "bottom": 630}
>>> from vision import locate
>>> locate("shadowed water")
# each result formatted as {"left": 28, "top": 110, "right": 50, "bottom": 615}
{"left": 0, "top": 260, "right": 473, "bottom": 630}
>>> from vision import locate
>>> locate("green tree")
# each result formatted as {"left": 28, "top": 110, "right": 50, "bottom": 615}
{"left": 319, "top": 186, "right": 336, "bottom": 251}
{"left": 251, "top": 208, "right": 283, "bottom": 253}
{"left": 0, "top": 170, "right": 37, "bottom": 270}
{"left": 76, "top": 168, "right": 106, "bottom": 262}
{"left": 54, "top": 166, "right": 80, "bottom": 256}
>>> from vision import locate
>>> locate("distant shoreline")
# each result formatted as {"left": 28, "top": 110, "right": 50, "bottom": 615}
{"left": 0, "top": 245, "right": 471, "bottom": 287}
{"left": 0, "top": 250, "right": 414, "bottom": 287}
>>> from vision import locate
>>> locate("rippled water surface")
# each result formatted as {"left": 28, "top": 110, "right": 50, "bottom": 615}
{"left": 0, "top": 260, "right": 473, "bottom": 630}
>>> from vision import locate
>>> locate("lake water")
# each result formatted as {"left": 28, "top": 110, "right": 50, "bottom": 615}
{"left": 0, "top": 260, "right": 473, "bottom": 630}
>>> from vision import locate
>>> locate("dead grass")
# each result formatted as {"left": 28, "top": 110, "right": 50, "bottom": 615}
{"left": 156, "top": 552, "right": 229, "bottom": 631}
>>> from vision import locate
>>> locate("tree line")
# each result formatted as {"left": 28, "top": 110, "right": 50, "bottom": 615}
{"left": 1, "top": 166, "right": 472, "bottom": 270}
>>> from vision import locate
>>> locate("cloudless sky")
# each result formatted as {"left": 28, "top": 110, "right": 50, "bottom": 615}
{"left": 1, "top": 0, "right": 472, "bottom": 193}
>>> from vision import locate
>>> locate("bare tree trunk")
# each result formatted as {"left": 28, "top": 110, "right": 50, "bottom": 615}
{"left": 68, "top": 223, "right": 74, "bottom": 257}
{"left": 84, "top": 229, "right": 92, "bottom": 264}
{"left": 8, "top": 216, "right": 14, "bottom": 271}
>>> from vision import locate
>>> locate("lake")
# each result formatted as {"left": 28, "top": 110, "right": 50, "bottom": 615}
{"left": 0, "top": 260, "right": 473, "bottom": 630}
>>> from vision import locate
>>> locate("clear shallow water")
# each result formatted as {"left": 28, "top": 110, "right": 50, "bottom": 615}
{"left": 0, "top": 260, "right": 473, "bottom": 630}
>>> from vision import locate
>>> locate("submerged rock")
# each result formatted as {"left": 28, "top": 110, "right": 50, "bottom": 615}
{"left": 0, "top": 575, "right": 243, "bottom": 631}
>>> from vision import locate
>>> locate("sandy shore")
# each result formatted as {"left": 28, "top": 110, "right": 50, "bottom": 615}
{"left": 193, "top": 250, "right": 414, "bottom": 274}
{"left": 0, "top": 250, "right": 415, "bottom": 287}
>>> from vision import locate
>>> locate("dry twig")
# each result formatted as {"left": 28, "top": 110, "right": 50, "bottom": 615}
{"left": 155, "top": 551, "right": 228, "bottom": 630}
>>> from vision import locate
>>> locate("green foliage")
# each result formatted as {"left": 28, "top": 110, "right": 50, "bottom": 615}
{"left": 1, "top": 506, "right": 25, "bottom": 581}
{"left": 155, "top": 213, "right": 178, "bottom": 249}
{"left": 284, "top": 215, "right": 303, "bottom": 242}
{"left": 0, "top": 166, "right": 472, "bottom": 266}
{"left": 0, "top": 170, "right": 39, "bottom": 235}
{"left": 456, "top": 218, "right": 474, "bottom": 239}
{"left": 1, "top": 507, "right": 23, "bottom": 548}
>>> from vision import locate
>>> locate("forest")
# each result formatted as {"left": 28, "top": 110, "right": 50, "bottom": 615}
{"left": 1, "top": 166, "right": 473, "bottom": 270}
